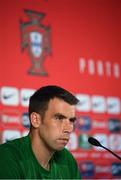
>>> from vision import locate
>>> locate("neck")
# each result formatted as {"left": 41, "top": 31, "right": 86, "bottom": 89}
{"left": 29, "top": 131, "right": 54, "bottom": 170}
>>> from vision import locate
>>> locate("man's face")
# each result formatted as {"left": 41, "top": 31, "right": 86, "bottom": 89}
{"left": 38, "top": 97, "right": 76, "bottom": 152}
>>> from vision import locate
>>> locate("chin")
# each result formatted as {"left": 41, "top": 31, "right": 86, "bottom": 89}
{"left": 55, "top": 146, "right": 65, "bottom": 151}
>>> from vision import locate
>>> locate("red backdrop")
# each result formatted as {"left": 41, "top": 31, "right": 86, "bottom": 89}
{"left": 0, "top": 0, "right": 121, "bottom": 179}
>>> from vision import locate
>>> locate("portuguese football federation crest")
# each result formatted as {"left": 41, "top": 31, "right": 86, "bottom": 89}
{"left": 20, "top": 9, "right": 51, "bottom": 76}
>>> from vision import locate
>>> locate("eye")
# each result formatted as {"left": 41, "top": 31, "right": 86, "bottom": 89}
{"left": 54, "top": 114, "right": 65, "bottom": 120}
{"left": 70, "top": 117, "right": 76, "bottom": 123}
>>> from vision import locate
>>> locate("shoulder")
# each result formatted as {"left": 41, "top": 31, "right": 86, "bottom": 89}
{"left": 0, "top": 135, "right": 28, "bottom": 149}
{"left": 0, "top": 135, "right": 29, "bottom": 160}
{"left": 0, "top": 135, "right": 30, "bottom": 178}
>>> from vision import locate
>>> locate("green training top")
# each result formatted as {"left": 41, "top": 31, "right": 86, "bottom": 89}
{"left": 0, "top": 135, "right": 81, "bottom": 179}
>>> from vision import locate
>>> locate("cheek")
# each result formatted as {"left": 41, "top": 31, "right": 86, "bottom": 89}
{"left": 50, "top": 125, "right": 63, "bottom": 140}
{"left": 41, "top": 124, "right": 61, "bottom": 139}
{"left": 40, "top": 120, "right": 62, "bottom": 139}
{"left": 48, "top": 126, "right": 61, "bottom": 137}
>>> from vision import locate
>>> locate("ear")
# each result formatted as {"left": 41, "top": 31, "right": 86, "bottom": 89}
{"left": 30, "top": 112, "right": 41, "bottom": 128}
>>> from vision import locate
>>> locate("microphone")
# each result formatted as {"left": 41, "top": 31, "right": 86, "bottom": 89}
{"left": 88, "top": 136, "right": 121, "bottom": 161}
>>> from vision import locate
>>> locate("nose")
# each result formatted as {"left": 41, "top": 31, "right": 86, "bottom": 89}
{"left": 62, "top": 119, "right": 74, "bottom": 133}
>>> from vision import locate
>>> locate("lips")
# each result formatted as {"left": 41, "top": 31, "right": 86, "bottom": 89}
{"left": 60, "top": 138, "right": 69, "bottom": 141}
{"left": 58, "top": 137, "right": 69, "bottom": 142}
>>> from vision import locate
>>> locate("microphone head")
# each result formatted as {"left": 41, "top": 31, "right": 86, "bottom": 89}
{"left": 88, "top": 137, "right": 102, "bottom": 147}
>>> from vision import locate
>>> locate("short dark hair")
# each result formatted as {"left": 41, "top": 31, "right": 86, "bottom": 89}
{"left": 29, "top": 85, "right": 79, "bottom": 119}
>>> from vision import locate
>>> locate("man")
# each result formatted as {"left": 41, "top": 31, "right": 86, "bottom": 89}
{"left": 0, "top": 85, "right": 81, "bottom": 179}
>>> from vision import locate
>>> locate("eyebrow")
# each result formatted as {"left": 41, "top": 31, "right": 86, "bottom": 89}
{"left": 54, "top": 113, "right": 77, "bottom": 122}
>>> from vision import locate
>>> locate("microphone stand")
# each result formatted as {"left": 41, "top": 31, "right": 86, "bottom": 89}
{"left": 88, "top": 137, "right": 121, "bottom": 161}
{"left": 100, "top": 144, "right": 121, "bottom": 161}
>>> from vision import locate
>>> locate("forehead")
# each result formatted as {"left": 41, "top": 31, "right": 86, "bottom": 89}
{"left": 47, "top": 97, "right": 76, "bottom": 116}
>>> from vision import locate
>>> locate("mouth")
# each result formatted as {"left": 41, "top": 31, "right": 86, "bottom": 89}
{"left": 60, "top": 138, "right": 69, "bottom": 141}
{"left": 58, "top": 138, "right": 69, "bottom": 144}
